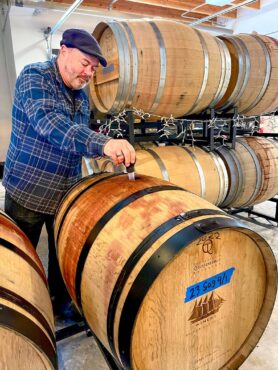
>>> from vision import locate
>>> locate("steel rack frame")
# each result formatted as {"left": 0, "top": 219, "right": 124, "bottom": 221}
{"left": 227, "top": 196, "right": 278, "bottom": 226}
{"left": 55, "top": 322, "right": 124, "bottom": 370}
{"left": 253, "top": 132, "right": 278, "bottom": 138}
{"left": 90, "top": 109, "right": 242, "bottom": 151}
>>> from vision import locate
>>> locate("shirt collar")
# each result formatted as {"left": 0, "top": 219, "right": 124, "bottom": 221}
{"left": 52, "top": 57, "right": 74, "bottom": 104}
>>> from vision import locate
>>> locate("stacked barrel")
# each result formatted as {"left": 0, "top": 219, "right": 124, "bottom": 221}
{"left": 216, "top": 137, "right": 278, "bottom": 207}
{"left": 87, "top": 145, "right": 229, "bottom": 206}
{"left": 90, "top": 20, "right": 231, "bottom": 117}
{"left": 90, "top": 20, "right": 278, "bottom": 117}
{"left": 216, "top": 34, "right": 278, "bottom": 116}
{"left": 83, "top": 137, "right": 278, "bottom": 208}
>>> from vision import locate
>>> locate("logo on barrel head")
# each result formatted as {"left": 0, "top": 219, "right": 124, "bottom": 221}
{"left": 197, "top": 232, "right": 222, "bottom": 255}
{"left": 202, "top": 239, "right": 213, "bottom": 254}
{"left": 189, "top": 292, "right": 225, "bottom": 323}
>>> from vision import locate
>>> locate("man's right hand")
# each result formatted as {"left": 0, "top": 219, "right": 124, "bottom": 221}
{"left": 103, "top": 139, "right": 136, "bottom": 167}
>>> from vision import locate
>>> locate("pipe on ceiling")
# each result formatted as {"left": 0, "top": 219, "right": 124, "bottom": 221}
{"left": 181, "top": 3, "right": 206, "bottom": 19}
{"left": 189, "top": 0, "right": 258, "bottom": 26}
{"left": 48, "top": 0, "right": 84, "bottom": 36}
{"left": 108, "top": 0, "right": 119, "bottom": 11}
{"left": 45, "top": 0, "right": 84, "bottom": 59}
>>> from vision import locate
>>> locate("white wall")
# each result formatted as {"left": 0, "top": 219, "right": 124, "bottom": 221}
{"left": 233, "top": 0, "right": 278, "bottom": 37}
{"left": 0, "top": 15, "right": 16, "bottom": 162}
{"left": 9, "top": 5, "right": 123, "bottom": 75}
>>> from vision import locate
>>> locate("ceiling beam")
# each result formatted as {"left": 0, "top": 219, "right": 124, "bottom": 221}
{"left": 123, "top": 0, "right": 238, "bottom": 17}
{"left": 47, "top": 0, "right": 237, "bottom": 19}
{"left": 116, "top": 0, "right": 237, "bottom": 18}
{"left": 123, "top": 0, "right": 261, "bottom": 10}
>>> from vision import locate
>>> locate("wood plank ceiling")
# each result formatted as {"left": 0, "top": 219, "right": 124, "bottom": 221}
{"left": 47, "top": 0, "right": 261, "bottom": 27}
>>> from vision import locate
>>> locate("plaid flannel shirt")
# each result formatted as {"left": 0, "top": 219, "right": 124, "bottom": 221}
{"left": 3, "top": 58, "right": 110, "bottom": 214}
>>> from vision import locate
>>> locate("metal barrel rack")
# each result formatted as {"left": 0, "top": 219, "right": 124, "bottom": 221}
{"left": 89, "top": 108, "right": 273, "bottom": 151}
{"left": 55, "top": 322, "right": 124, "bottom": 370}
{"left": 227, "top": 196, "right": 278, "bottom": 226}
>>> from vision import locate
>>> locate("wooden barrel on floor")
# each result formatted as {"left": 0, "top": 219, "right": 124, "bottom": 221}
{"left": 55, "top": 173, "right": 277, "bottom": 370}
{"left": 216, "top": 138, "right": 263, "bottom": 208}
{"left": 90, "top": 145, "right": 228, "bottom": 206}
{"left": 0, "top": 210, "right": 57, "bottom": 369}
{"left": 216, "top": 34, "right": 278, "bottom": 116}
{"left": 90, "top": 20, "right": 231, "bottom": 118}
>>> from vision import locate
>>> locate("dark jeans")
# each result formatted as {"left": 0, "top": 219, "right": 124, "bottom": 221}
{"left": 5, "top": 192, "right": 70, "bottom": 306}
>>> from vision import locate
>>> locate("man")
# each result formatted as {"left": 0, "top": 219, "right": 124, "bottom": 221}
{"left": 3, "top": 28, "right": 135, "bottom": 319}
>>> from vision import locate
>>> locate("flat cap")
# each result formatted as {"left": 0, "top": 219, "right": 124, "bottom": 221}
{"left": 60, "top": 28, "right": 107, "bottom": 67}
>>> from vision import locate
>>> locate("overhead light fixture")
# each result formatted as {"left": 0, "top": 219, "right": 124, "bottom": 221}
{"left": 206, "top": 0, "right": 232, "bottom": 5}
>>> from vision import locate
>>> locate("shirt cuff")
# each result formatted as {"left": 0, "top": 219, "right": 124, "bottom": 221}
{"left": 88, "top": 132, "right": 112, "bottom": 157}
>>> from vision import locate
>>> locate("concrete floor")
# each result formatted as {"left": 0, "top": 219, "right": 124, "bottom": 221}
{"left": 0, "top": 188, "right": 277, "bottom": 369}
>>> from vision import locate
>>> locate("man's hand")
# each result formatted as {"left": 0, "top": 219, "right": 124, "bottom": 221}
{"left": 103, "top": 139, "right": 136, "bottom": 167}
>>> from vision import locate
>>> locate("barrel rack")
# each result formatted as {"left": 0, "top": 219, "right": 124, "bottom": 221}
{"left": 55, "top": 321, "right": 124, "bottom": 369}
{"left": 227, "top": 196, "right": 278, "bottom": 226}
{"left": 89, "top": 108, "right": 258, "bottom": 151}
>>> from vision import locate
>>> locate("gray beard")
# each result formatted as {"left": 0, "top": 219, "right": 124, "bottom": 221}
{"left": 74, "top": 80, "right": 90, "bottom": 90}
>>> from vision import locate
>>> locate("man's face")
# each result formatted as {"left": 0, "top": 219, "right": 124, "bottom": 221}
{"left": 59, "top": 46, "right": 99, "bottom": 90}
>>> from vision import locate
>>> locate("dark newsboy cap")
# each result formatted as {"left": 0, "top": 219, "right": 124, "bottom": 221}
{"left": 60, "top": 28, "right": 107, "bottom": 67}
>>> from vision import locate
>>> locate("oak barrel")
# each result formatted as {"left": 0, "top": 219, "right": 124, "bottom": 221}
{"left": 216, "top": 34, "right": 278, "bottom": 115}
{"left": 216, "top": 138, "right": 262, "bottom": 208}
{"left": 0, "top": 210, "right": 57, "bottom": 370}
{"left": 89, "top": 145, "right": 228, "bottom": 206}
{"left": 237, "top": 136, "right": 278, "bottom": 204}
{"left": 82, "top": 157, "right": 101, "bottom": 177}
{"left": 90, "top": 20, "right": 231, "bottom": 117}
{"left": 55, "top": 174, "right": 277, "bottom": 370}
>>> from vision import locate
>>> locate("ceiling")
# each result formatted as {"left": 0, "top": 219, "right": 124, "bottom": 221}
{"left": 45, "top": 0, "right": 261, "bottom": 27}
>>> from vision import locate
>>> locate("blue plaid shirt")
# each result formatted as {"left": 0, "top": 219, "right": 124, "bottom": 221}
{"left": 3, "top": 58, "right": 110, "bottom": 214}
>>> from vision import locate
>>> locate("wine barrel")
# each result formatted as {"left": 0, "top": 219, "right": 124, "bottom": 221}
{"left": 55, "top": 174, "right": 277, "bottom": 370}
{"left": 0, "top": 210, "right": 57, "bottom": 370}
{"left": 91, "top": 145, "right": 228, "bottom": 206}
{"left": 216, "top": 138, "right": 262, "bottom": 208}
{"left": 216, "top": 34, "right": 278, "bottom": 115}
{"left": 82, "top": 157, "right": 101, "bottom": 177}
{"left": 238, "top": 136, "right": 278, "bottom": 204}
{"left": 90, "top": 20, "right": 231, "bottom": 118}
{"left": 82, "top": 143, "right": 145, "bottom": 177}
{"left": 268, "top": 137, "right": 278, "bottom": 148}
